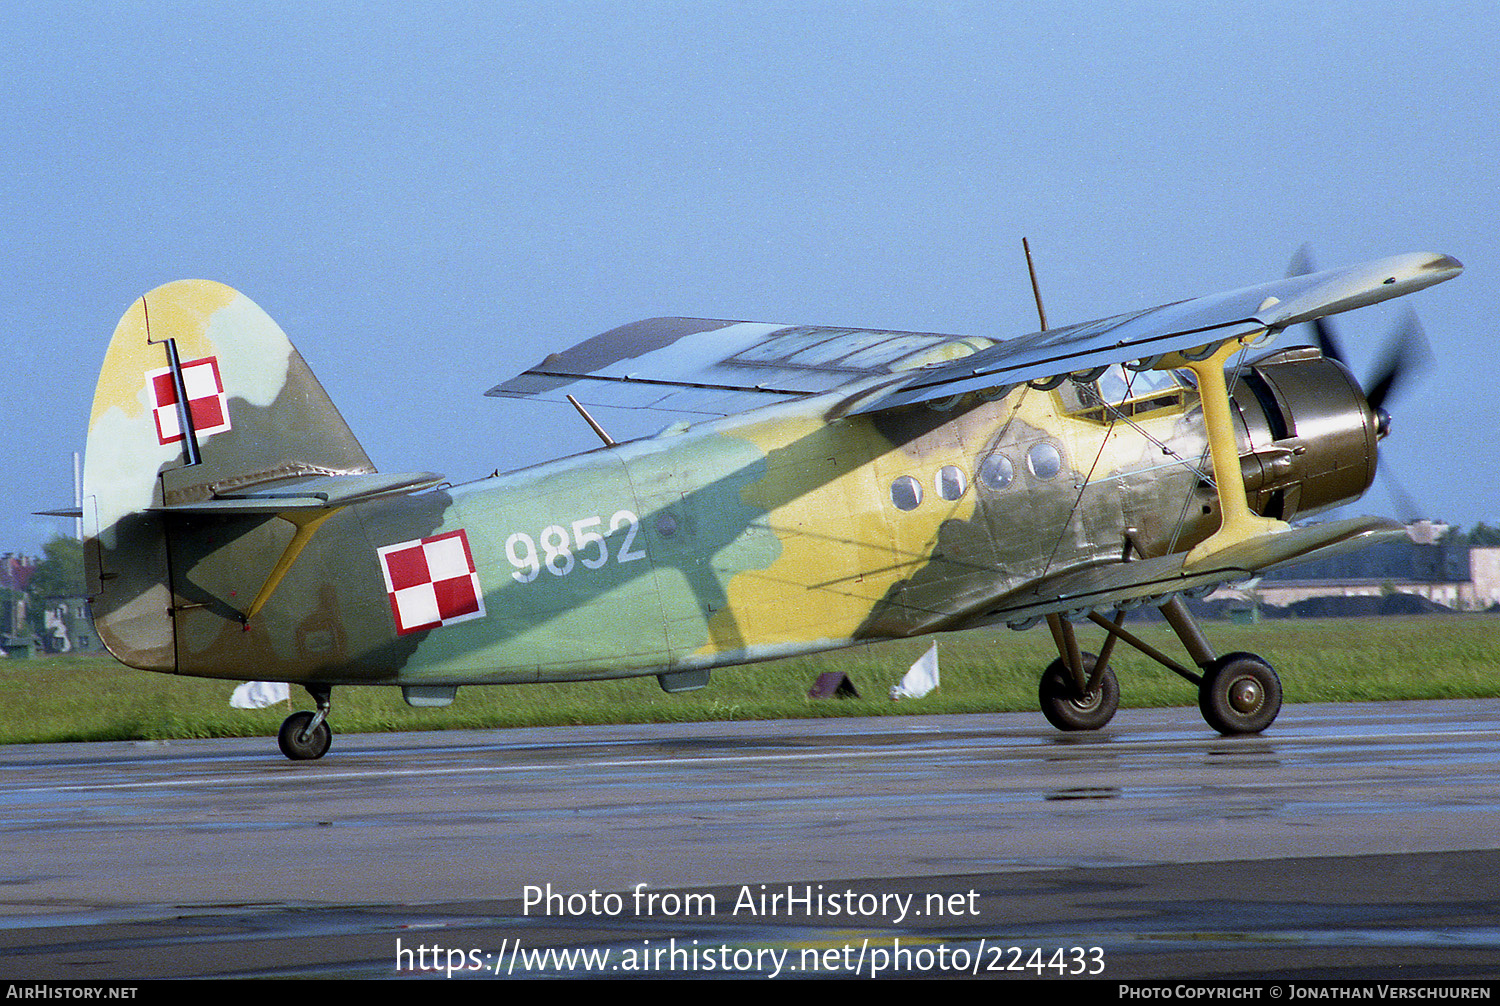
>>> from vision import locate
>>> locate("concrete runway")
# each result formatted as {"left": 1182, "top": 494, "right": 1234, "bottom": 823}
{"left": 2, "top": 700, "right": 1498, "bottom": 979}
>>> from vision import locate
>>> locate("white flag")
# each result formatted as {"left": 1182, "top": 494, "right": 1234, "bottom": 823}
{"left": 890, "top": 642, "right": 939, "bottom": 700}
{"left": 230, "top": 680, "right": 290, "bottom": 709}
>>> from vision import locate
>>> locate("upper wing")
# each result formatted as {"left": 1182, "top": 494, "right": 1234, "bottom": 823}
{"left": 487, "top": 317, "right": 997, "bottom": 415}
{"left": 487, "top": 252, "right": 1460, "bottom": 417}
{"left": 848, "top": 251, "right": 1461, "bottom": 414}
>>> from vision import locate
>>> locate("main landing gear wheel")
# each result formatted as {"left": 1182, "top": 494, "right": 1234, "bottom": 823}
{"left": 277, "top": 710, "right": 332, "bottom": 760}
{"left": 1039, "top": 654, "right": 1120, "bottom": 731}
{"left": 1199, "top": 652, "right": 1282, "bottom": 735}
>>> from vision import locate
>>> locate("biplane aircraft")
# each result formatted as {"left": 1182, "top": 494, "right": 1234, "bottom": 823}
{"left": 79, "top": 250, "right": 1461, "bottom": 758}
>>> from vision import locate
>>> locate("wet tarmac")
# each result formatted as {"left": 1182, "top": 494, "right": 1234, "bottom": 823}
{"left": 1, "top": 700, "right": 1497, "bottom": 979}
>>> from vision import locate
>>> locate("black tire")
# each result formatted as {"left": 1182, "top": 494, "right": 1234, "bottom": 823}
{"left": 277, "top": 711, "right": 332, "bottom": 760}
{"left": 1199, "top": 652, "right": 1281, "bottom": 735}
{"left": 1039, "top": 655, "right": 1119, "bottom": 731}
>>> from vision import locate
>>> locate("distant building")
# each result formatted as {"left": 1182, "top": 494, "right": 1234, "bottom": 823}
{"left": 1468, "top": 548, "right": 1500, "bottom": 609}
{"left": 0, "top": 554, "right": 36, "bottom": 593}
{"left": 39, "top": 599, "right": 105, "bottom": 655}
{"left": 2, "top": 553, "right": 105, "bottom": 655}
{"left": 1, "top": 554, "right": 37, "bottom": 646}
{"left": 1213, "top": 522, "right": 1495, "bottom": 612}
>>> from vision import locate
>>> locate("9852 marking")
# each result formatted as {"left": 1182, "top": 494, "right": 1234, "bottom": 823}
{"left": 506, "top": 510, "right": 646, "bottom": 583}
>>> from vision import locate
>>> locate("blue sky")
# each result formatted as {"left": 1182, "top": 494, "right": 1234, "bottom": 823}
{"left": 3, "top": 2, "right": 1493, "bottom": 554}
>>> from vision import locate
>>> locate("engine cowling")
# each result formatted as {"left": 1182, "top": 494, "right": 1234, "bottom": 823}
{"left": 1231, "top": 346, "right": 1380, "bottom": 520}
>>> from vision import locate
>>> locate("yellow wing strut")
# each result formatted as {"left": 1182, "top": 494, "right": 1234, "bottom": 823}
{"left": 1173, "top": 336, "right": 1287, "bottom": 569}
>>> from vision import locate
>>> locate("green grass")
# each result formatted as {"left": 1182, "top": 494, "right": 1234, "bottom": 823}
{"left": 2, "top": 615, "right": 1497, "bottom": 745}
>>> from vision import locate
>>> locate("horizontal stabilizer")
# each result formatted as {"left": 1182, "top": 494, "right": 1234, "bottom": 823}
{"left": 146, "top": 471, "right": 445, "bottom": 514}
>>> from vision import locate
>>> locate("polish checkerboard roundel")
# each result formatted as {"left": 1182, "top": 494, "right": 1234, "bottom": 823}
{"left": 378, "top": 530, "right": 486, "bottom": 635}
{"left": 146, "top": 357, "right": 231, "bottom": 445}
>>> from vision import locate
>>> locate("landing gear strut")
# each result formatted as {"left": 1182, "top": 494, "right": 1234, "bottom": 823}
{"left": 278, "top": 684, "right": 333, "bottom": 760}
{"left": 1039, "top": 596, "right": 1281, "bottom": 735}
{"left": 1040, "top": 614, "right": 1120, "bottom": 730}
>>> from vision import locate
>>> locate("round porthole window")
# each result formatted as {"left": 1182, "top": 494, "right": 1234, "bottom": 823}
{"left": 935, "top": 465, "right": 967, "bottom": 501}
{"left": 978, "top": 452, "right": 1014, "bottom": 490}
{"left": 1028, "top": 442, "right": 1062, "bottom": 480}
{"left": 891, "top": 475, "right": 923, "bottom": 511}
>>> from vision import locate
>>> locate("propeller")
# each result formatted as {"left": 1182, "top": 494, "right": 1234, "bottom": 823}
{"left": 1286, "top": 245, "right": 1349, "bottom": 369}
{"left": 1377, "top": 459, "right": 1425, "bottom": 524}
{"left": 1285, "top": 244, "right": 1433, "bottom": 436}
{"left": 1361, "top": 306, "right": 1432, "bottom": 419}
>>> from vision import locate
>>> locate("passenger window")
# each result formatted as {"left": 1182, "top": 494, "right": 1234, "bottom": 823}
{"left": 979, "top": 453, "right": 1014, "bottom": 490}
{"left": 935, "top": 465, "right": 967, "bottom": 501}
{"left": 891, "top": 475, "right": 923, "bottom": 511}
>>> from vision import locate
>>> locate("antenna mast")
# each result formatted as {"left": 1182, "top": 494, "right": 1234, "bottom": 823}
{"left": 1023, "top": 237, "right": 1048, "bottom": 332}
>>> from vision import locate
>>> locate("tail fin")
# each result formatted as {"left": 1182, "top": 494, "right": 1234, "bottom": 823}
{"left": 84, "top": 280, "right": 375, "bottom": 670}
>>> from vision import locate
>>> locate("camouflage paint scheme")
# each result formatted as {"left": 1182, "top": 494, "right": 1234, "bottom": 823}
{"left": 82, "top": 255, "right": 1461, "bottom": 705}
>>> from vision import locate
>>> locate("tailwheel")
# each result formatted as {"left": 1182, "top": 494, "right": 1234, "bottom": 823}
{"left": 277, "top": 711, "right": 331, "bottom": 760}
{"left": 1199, "top": 653, "right": 1281, "bottom": 735}
{"left": 1039, "top": 654, "right": 1119, "bottom": 731}
{"left": 277, "top": 684, "right": 333, "bottom": 760}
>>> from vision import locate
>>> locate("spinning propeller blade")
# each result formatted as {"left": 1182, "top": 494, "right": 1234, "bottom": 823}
{"left": 1285, "top": 246, "right": 1432, "bottom": 433}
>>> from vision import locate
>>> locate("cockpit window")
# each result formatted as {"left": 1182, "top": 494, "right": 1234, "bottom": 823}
{"left": 1057, "top": 364, "right": 1191, "bottom": 421}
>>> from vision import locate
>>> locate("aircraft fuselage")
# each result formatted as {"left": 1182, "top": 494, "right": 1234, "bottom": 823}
{"left": 154, "top": 349, "right": 1369, "bottom": 687}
